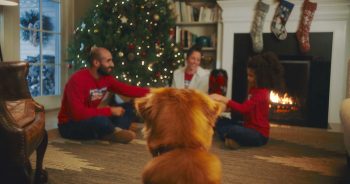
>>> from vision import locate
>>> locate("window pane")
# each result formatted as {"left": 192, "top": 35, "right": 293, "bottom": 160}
{"left": 19, "top": 0, "right": 61, "bottom": 97}
{"left": 42, "top": 33, "right": 60, "bottom": 95}
{"left": 43, "top": 65, "right": 60, "bottom": 96}
{"left": 19, "top": 0, "right": 40, "bottom": 30}
{"left": 27, "top": 65, "right": 41, "bottom": 97}
{"left": 42, "top": 33, "right": 60, "bottom": 64}
{"left": 20, "top": 28, "right": 40, "bottom": 62}
{"left": 42, "top": 0, "right": 59, "bottom": 32}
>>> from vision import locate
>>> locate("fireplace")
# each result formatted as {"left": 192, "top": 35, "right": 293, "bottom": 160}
{"left": 217, "top": 0, "right": 350, "bottom": 128}
{"left": 232, "top": 33, "right": 332, "bottom": 128}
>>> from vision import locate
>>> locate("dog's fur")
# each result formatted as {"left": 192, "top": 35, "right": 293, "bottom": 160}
{"left": 135, "top": 88, "right": 223, "bottom": 184}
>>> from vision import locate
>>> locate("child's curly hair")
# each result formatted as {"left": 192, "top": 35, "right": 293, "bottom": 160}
{"left": 247, "top": 51, "right": 285, "bottom": 93}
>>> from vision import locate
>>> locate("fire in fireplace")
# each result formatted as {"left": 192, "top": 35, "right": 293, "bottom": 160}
{"left": 269, "top": 90, "right": 304, "bottom": 124}
{"left": 269, "top": 91, "right": 299, "bottom": 113}
{"left": 269, "top": 60, "right": 309, "bottom": 124}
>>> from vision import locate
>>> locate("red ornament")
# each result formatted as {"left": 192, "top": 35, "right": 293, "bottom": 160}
{"left": 128, "top": 43, "right": 135, "bottom": 50}
{"left": 155, "top": 72, "right": 161, "bottom": 78}
{"left": 169, "top": 28, "right": 175, "bottom": 40}
{"left": 141, "top": 51, "right": 147, "bottom": 57}
{"left": 155, "top": 40, "right": 160, "bottom": 45}
{"left": 66, "top": 63, "right": 72, "bottom": 69}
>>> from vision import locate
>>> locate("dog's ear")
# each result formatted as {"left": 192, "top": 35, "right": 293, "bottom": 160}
{"left": 208, "top": 101, "right": 224, "bottom": 127}
{"left": 216, "top": 101, "right": 226, "bottom": 115}
{"left": 134, "top": 94, "right": 153, "bottom": 120}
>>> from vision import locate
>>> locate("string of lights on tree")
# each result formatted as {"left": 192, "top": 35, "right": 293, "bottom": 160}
{"left": 68, "top": 0, "right": 184, "bottom": 87}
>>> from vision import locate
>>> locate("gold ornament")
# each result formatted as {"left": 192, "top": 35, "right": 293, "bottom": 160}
{"left": 128, "top": 53, "right": 136, "bottom": 61}
{"left": 173, "top": 47, "right": 178, "bottom": 52}
{"left": 118, "top": 51, "right": 124, "bottom": 57}
{"left": 153, "top": 14, "right": 160, "bottom": 21}
{"left": 94, "top": 29, "right": 99, "bottom": 33}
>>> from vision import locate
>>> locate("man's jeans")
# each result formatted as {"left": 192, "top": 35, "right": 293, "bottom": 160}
{"left": 58, "top": 102, "right": 137, "bottom": 140}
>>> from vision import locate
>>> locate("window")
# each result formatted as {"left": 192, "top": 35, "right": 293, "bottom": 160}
{"left": 19, "top": 0, "right": 61, "bottom": 97}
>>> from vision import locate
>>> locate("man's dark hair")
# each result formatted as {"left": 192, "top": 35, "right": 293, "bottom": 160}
{"left": 247, "top": 51, "right": 285, "bottom": 93}
{"left": 186, "top": 45, "right": 202, "bottom": 59}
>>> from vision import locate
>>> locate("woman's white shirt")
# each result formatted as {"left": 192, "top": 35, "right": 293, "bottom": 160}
{"left": 171, "top": 66, "right": 210, "bottom": 93}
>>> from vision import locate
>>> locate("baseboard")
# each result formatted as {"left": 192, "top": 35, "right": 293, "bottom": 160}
{"left": 328, "top": 122, "right": 343, "bottom": 133}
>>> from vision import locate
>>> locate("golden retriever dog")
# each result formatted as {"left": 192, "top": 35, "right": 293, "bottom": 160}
{"left": 134, "top": 88, "right": 223, "bottom": 184}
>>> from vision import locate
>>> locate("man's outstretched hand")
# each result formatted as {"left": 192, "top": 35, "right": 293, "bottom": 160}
{"left": 111, "top": 106, "right": 125, "bottom": 116}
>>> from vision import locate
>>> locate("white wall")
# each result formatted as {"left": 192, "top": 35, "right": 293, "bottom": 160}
{"left": 1, "top": 5, "right": 20, "bottom": 61}
{"left": 217, "top": 0, "right": 350, "bottom": 126}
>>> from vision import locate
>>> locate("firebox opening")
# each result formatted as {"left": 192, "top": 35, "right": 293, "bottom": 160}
{"left": 269, "top": 60, "right": 310, "bottom": 124}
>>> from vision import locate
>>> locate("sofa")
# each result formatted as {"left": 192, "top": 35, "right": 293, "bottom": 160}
{"left": 340, "top": 58, "right": 350, "bottom": 167}
{"left": 340, "top": 99, "right": 350, "bottom": 167}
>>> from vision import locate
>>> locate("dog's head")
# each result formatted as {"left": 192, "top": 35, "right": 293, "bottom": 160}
{"left": 135, "top": 88, "right": 223, "bottom": 152}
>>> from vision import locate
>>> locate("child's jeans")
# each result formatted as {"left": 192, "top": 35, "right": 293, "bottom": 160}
{"left": 215, "top": 117, "right": 268, "bottom": 146}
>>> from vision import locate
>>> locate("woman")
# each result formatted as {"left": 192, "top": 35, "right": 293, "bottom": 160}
{"left": 171, "top": 45, "right": 210, "bottom": 93}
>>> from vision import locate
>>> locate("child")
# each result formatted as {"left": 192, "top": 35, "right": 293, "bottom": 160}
{"left": 210, "top": 52, "right": 285, "bottom": 149}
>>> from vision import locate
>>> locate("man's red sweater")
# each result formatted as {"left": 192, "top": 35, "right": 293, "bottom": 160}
{"left": 227, "top": 88, "right": 270, "bottom": 137}
{"left": 58, "top": 69, "right": 149, "bottom": 124}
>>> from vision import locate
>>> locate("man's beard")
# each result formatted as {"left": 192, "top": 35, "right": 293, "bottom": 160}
{"left": 97, "top": 65, "right": 113, "bottom": 76}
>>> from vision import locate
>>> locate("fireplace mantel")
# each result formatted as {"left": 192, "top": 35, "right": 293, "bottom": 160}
{"left": 218, "top": 0, "right": 350, "bottom": 22}
{"left": 217, "top": 0, "right": 350, "bottom": 125}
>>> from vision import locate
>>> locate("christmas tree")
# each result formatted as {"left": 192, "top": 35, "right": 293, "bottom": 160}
{"left": 68, "top": 0, "right": 184, "bottom": 87}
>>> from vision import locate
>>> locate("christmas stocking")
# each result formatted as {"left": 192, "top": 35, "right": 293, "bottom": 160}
{"left": 296, "top": 0, "right": 317, "bottom": 53}
{"left": 251, "top": 1, "right": 270, "bottom": 53}
{"left": 271, "top": 0, "right": 294, "bottom": 40}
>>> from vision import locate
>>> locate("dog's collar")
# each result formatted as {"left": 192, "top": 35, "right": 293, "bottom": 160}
{"left": 151, "top": 145, "right": 206, "bottom": 157}
{"left": 151, "top": 145, "right": 175, "bottom": 157}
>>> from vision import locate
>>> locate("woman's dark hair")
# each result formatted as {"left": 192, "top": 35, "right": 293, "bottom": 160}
{"left": 186, "top": 45, "right": 202, "bottom": 59}
{"left": 247, "top": 51, "right": 285, "bottom": 92}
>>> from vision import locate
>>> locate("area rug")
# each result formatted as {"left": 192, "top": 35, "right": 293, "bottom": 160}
{"left": 31, "top": 125, "right": 350, "bottom": 184}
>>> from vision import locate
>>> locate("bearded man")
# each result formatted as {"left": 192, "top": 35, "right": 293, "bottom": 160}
{"left": 58, "top": 47, "right": 149, "bottom": 143}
